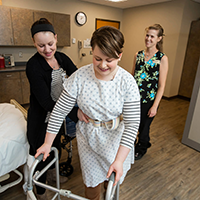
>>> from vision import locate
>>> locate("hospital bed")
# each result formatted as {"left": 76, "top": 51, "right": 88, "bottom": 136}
{"left": 0, "top": 99, "right": 29, "bottom": 193}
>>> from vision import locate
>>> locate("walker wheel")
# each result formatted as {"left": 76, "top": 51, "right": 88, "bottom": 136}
{"left": 59, "top": 162, "right": 73, "bottom": 177}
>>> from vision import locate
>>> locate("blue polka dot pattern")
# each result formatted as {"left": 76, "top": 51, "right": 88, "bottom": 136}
{"left": 63, "top": 64, "right": 139, "bottom": 187}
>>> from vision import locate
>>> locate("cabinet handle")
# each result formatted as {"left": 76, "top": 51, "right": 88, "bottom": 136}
{"left": 6, "top": 74, "right": 12, "bottom": 77}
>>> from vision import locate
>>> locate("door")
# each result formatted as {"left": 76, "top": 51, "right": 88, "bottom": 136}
{"left": 178, "top": 20, "right": 200, "bottom": 98}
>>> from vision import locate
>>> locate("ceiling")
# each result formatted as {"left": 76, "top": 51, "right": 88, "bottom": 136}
{"left": 79, "top": 0, "right": 173, "bottom": 9}
{"left": 79, "top": 0, "right": 200, "bottom": 9}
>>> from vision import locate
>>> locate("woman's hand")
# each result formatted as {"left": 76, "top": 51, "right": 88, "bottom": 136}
{"left": 78, "top": 108, "right": 89, "bottom": 123}
{"left": 35, "top": 132, "right": 56, "bottom": 161}
{"left": 35, "top": 143, "right": 51, "bottom": 161}
{"left": 148, "top": 106, "right": 157, "bottom": 118}
{"left": 107, "top": 160, "right": 123, "bottom": 186}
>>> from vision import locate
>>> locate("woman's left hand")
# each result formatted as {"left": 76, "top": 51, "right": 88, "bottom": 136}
{"left": 148, "top": 106, "right": 157, "bottom": 118}
{"left": 107, "top": 160, "right": 123, "bottom": 186}
{"left": 78, "top": 108, "right": 89, "bottom": 123}
{"left": 35, "top": 143, "right": 51, "bottom": 161}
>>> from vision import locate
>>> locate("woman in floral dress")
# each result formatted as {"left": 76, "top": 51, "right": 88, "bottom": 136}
{"left": 132, "top": 24, "right": 168, "bottom": 160}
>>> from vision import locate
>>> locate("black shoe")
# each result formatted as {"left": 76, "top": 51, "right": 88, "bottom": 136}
{"left": 135, "top": 152, "right": 145, "bottom": 160}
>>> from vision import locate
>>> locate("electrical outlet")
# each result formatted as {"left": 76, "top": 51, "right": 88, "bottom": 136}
{"left": 72, "top": 38, "right": 76, "bottom": 44}
{"left": 19, "top": 51, "right": 23, "bottom": 58}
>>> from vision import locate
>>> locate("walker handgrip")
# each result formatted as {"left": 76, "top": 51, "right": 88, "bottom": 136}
{"left": 36, "top": 154, "right": 44, "bottom": 162}
{"left": 109, "top": 172, "right": 116, "bottom": 183}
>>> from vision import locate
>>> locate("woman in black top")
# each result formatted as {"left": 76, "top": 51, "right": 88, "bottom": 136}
{"left": 26, "top": 18, "right": 86, "bottom": 199}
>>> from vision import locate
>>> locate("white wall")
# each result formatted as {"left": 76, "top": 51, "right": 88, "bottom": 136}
{"left": 120, "top": 0, "right": 200, "bottom": 97}
{"left": 0, "top": 0, "right": 123, "bottom": 68}
{"left": 1, "top": 0, "right": 200, "bottom": 97}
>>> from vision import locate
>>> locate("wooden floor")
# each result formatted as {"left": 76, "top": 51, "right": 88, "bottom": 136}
{"left": 1, "top": 97, "right": 200, "bottom": 200}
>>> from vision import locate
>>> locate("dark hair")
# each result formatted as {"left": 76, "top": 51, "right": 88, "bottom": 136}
{"left": 145, "top": 24, "right": 165, "bottom": 52}
{"left": 90, "top": 26, "right": 124, "bottom": 59}
{"left": 31, "top": 18, "right": 55, "bottom": 38}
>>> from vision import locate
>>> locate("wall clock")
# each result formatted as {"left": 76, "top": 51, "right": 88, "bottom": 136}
{"left": 75, "top": 12, "right": 87, "bottom": 26}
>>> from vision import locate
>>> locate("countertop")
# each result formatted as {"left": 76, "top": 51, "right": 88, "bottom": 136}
{"left": 0, "top": 62, "right": 26, "bottom": 73}
{"left": 0, "top": 66, "right": 26, "bottom": 73}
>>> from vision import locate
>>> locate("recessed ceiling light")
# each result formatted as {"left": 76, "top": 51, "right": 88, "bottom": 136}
{"left": 106, "top": 0, "right": 127, "bottom": 2}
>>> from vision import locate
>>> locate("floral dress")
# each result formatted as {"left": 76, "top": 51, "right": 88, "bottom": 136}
{"left": 134, "top": 50, "right": 164, "bottom": 103}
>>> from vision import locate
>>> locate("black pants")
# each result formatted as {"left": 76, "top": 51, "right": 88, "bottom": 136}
{"left": 35, "top": 125, "right": 64, "bottom": 194}
{"left": 135, "top": 101, "right": 155, "bottom": 155}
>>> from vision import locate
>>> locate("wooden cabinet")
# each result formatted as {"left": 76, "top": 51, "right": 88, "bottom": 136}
{"left": 0, "top": 72, "right": 22, "bottom": 103}
{"left": 0, "top": 5, "right": 70, "bottom": 47}
{"left": 33, "top": 11, "right": 54, "bottom": 25}
{"left": 20, "top": 71, "right": 30, "bottom": 104}
{"left": 0, "top": 6, "right": 14, "bottom": 45}
{"left": 33, "top": 11, "right": 70, "bottom": 46}
{"left": 0, "top": 5, "right": 34, "bottom": 46}
{"left": 54, "top": 13, "right": 70, "bottom": 47}
{"left": 11, "top": 7, "right": 34, "bottom": 46}
{"left": 0, "top": 71, "right": 30, "bottom": 104}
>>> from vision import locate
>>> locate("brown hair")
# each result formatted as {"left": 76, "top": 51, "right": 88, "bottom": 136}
{"left": 145, "top": 24, "right": 165, "bottom": 52}
{"left": 90, "top": 26, "right": 124, "bottom": 59}
{"left": 31, "top": 18, "right": 55, "bottom": 38}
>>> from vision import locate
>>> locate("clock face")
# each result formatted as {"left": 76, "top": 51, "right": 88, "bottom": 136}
{"left": 75, "top": 12, "right": 87, "bottom": 26}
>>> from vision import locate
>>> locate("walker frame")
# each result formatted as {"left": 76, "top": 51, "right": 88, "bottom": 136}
{"left": 26, "top": 147, "right": 119, "bottom": 200}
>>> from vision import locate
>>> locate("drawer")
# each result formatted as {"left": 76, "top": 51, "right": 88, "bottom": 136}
{"left": 0, "top": 72, "right": 20, "bottom": 79}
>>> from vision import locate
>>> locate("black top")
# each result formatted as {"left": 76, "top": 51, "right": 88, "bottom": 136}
{"left": 26, "top": 51, "right": 78, "bottom": 155}
{"left": 134, "top": 50, "right": 164, "bottom": 103}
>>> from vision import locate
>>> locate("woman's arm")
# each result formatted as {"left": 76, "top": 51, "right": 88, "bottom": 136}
{"left": 107, "top": 97, "right": 140, "bottom": 185}
{"left": 148, "top": 55, "right": 168, "bottom": 117}
{"left": 35, "top": 89, "right": 77, "bottom": 160}
{"left": 107, "top": 145, "right": 131, "bottom": 185}
{"left": 132, "top": 52, "right": 138, "bottom": 76}
{"left": 26, "top": 62, "right": 55, "bottom": 111}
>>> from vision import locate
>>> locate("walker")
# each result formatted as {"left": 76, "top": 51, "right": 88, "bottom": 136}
{"left": 26, "top": 147, "right": 119, "bottom": 200}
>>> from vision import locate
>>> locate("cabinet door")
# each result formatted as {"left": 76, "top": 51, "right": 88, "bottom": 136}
{"left": 54, "top": 13, "right": 70, "bottom": 47}
{"left": 33, "top": 11, "right": 54, "bottom": 25}
{"left": 0, "top": 72, "right": 22, "bottom": 104}
{"left": 11, "top": 7, "right": 33, "bottom": 46}
{"left": 0, "top": 6, "right": 14, "bottom": 45}
{"left": 20, "top": 71, "right": 30, "bottom": 104}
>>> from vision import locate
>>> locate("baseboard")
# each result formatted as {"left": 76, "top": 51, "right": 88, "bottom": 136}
{"left": 162, "top": 95, "right": 190, "bottom": 101}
